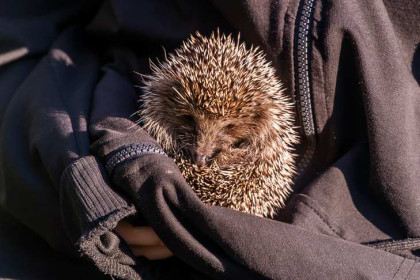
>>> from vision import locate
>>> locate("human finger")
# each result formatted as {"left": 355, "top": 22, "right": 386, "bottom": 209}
{"left": 115, "top": 220, "right": 162, "bottom": 246}
{"left": 131, "top": 245, "right": 173, "bottom": 260}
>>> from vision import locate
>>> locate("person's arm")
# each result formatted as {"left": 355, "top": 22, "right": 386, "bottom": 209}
{"left": 0, "top": 0, "right": 105, "bottom": 254}
{"left": 0, "top": 4, "right": 147, "bottom": 279}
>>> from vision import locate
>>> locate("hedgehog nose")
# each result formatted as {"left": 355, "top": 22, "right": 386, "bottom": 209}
{"left": 195, "top": 154, "right": 208, "bottom": 167}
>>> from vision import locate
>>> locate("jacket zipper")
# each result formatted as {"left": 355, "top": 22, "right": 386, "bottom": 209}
{"left": 294, "top": 1, "right": 420, "bottom": 254}
{"left": 295, "top": 0, "right": 316, "bottom": 173}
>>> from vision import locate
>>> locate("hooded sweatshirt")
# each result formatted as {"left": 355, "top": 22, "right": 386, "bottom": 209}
{"left": 1, "top": 0, "right": 420, "bottom": 279}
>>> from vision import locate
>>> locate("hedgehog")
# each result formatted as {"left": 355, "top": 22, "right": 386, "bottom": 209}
{"left": 138, "top": 31, "right": 298, "bottom": 218}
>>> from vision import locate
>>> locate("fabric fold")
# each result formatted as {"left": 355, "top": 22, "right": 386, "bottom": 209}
{"left": 60, "top": 155, "right": 143, "bottom": 280}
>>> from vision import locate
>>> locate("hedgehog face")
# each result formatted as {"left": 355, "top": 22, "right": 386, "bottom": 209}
{"left": 140, "top": 31, "right": 284, "bottom": 164}
{"left": 188, "top": 116, "right": 250, "bottom": 167}
{"left": 172, "top": 110, "right": 268, "bottom": 168}
{"left": 141, "top": 77, "right": 277, "bottom": 167}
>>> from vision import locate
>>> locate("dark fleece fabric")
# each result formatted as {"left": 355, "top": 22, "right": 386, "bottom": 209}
{"left": 1, "top": 0, "right": 420, "bottom": 279}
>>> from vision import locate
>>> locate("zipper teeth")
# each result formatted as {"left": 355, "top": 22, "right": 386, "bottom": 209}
{"left": 296, "top": 0, "right": 316, "bottom": 172}
{"left": 105, "top": 143, "right": 167, "bottom": 175}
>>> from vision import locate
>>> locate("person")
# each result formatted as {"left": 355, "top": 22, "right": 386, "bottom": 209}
{"left": 1, "top": 0, "right": 420, "bottom": 279}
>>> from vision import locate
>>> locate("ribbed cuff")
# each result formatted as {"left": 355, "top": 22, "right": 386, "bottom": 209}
{"left": 60, "top": 156, "right": 145, "bottom": 280}
{"left": 61, "top": 156, "right": 135, "bottom": 233}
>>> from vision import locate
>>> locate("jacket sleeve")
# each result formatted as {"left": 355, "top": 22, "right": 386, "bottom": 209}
{"left": 87, "top": 73, "right": 420, "bottom": 280}
{"left": 0, "top": 0, "right": 105, "bottom": 254}
{"left": 0, "top": 2, "right": 140, "bottom": 276}
{"left": 102, "top": 125, "right": 420, "bottom": 280}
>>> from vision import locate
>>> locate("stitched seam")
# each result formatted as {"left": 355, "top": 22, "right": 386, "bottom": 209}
{"left": 393, "top": 258, "right": 406, "bottom": 279}
{"left": 391, "top": 252, "right": 420, "bottom": 262}
{"left": 404, "top": 261, "right": 416, "bottom": 280}
{"left": 95, "top": 126, "right": 146, "bottom": 149}
{"left": 268, "top": 0, "right": 280, "bottom": 53}
{"left": 300, "top": 199, "right": 342, "bottom": 238}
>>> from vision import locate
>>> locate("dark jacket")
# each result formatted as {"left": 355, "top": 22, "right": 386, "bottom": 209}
{"left": 1, "top": 0, "right": 420, "bottom": 279}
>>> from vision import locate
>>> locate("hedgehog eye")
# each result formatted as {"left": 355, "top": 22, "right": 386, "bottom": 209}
{"left": 209, "top": 148, "right": 222, "bottom": 160}
{"left": 224, "top": 124, "right": 235, "bottom": 130}
{"left": 232, "top": 138, "right": 248, "bottom": 149}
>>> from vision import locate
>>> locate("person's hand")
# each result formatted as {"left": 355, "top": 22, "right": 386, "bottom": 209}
{"left": 115, "top": 220, "right": 173, "bottom": 260}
